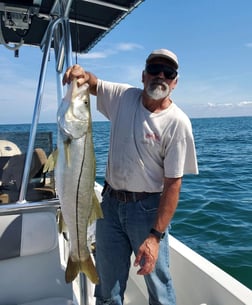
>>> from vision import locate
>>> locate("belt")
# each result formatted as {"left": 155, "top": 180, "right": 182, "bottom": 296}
{"left": 103, "top": 181, "right": 160, "bottom": 203}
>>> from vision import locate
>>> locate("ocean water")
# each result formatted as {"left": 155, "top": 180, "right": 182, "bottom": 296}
{"left": 0, "top": 116, "right": 251, "bottom": 289}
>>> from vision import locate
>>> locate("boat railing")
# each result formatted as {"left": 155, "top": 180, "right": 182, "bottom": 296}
{"left": 18, "top": 10, "right": 73, "bottom": 202}
{"left": 0, "top": 199, "right": 60, "bottom": 215}
{"left": 0, "top": 1, "right": 74, "bottom": 203}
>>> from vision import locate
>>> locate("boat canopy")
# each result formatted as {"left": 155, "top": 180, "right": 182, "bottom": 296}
{"left": 0, "top": 0, "right": 144, "bottom": 53}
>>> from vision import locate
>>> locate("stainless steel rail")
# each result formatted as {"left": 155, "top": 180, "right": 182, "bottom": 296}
{"left": 18, "top": 0, "right": 74, "bottom": 203}
{"left": 0, "top": 199, "right": 60, "bottom": 215}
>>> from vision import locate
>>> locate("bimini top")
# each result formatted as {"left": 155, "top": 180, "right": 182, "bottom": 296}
{"left": 0, "top": 0, "right": 144, "bottom": 53}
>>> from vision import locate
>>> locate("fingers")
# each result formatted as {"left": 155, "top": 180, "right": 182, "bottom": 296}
{"left": 134, "top": 238, "right": 159, "bottom": 276}
{"left": 133, "top": 249, "right": 143, "bottom": 268}
{"left": 62, "top": 64, "right": 88, "bottom": 86}
{"left": 136, "top": 257, "right": 155, "bottom": 275}
{"left": 76, "top": 78, "right": 87, "bottom": 87}
{"left": 62, "top": 65, "right": 76, "bottom": 85}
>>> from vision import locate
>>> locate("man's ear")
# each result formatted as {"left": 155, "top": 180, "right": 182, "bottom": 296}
{"left": 142, "top": 70, "right": 145, "bottom": 83}
{"left": 172, "top": 77, "right": 178, "bottom": 89}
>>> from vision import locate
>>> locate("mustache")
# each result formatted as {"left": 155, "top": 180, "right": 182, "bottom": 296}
{"left": 149, "top": 78, "right": 169, "bottom": 88}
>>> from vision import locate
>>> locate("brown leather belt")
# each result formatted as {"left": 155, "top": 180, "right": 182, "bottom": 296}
{"left": 103, "top": 181, "right": 160, "bottom": 203}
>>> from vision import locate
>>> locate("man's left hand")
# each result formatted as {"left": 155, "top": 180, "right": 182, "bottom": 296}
{"left": 134, "top": 236, "right": 160, "bottom": 275}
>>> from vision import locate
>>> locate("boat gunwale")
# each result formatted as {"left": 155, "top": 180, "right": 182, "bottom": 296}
{"left": 0, "top": 199, "right": 60, "bottom": 215}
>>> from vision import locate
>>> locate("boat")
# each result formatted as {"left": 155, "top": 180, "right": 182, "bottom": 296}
{"left": 0, "top": 1, "right": 251, "bottom": 304}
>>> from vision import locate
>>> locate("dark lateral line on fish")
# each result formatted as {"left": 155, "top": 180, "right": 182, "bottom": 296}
{"left": 75, "top": 138, "right": 88, "bottom": 259}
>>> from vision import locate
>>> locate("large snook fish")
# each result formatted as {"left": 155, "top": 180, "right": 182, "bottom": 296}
{"left": 55, "top": 78, "right": 103, "bottom": 284}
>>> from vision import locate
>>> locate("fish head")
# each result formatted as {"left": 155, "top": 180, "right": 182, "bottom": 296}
{"left": 71, "top": 81, "right": 91, "bottom": 122}
{"left": 58, "top": 79, "right": 91, "bottom": 139}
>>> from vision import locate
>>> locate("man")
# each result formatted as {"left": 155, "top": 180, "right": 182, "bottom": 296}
{"left": 63, "top": 49, "right": 198, "bottom": 305}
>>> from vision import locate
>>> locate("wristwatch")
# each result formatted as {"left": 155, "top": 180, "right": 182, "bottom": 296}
{"left": 150, "top": 228, "right": 165, "bottom": 241}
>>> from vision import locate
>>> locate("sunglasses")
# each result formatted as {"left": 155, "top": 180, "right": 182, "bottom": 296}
{"left": 145, "top": 64, "right": 178, "bottom": 80}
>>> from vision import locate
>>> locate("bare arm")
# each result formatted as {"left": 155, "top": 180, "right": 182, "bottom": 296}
{"left": 134, "top": 177, "right": 182, "bottom": 275}
{"left": 63, "top": 64, "right": 98, "bottom": 95}
{"left": 153, "top": 177, "right": 181, "bottom": 232}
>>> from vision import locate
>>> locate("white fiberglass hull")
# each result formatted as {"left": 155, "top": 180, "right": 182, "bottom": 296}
{"left": 95, "top": 183, "right": 252, "bottom": 305}
{"left": 125, "top": 235, "right": 252, "bottom": 305}
{"left": 0, "top": 185, "right": 251, "bottom": 305}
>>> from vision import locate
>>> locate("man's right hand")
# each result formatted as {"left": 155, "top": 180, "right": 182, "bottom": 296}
{"left": 62, "top": 64, "right": 89, "bottom": 87}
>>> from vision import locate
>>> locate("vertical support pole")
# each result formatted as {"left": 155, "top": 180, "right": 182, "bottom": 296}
{"left": 18, "top": 18, "right": 62, "bottom": 202}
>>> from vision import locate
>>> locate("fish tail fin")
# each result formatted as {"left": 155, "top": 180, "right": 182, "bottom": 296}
{"left": 65, "top": 255, "right": 99, "bottom": 284}
{"left": 65, "top": 256, "right": 80, "bottom": 283}
{"left": 88, "top": 192, "right": 103, "bottom": 225}
{"left": 80, "top": 254, "right": 99, "bottom": 284}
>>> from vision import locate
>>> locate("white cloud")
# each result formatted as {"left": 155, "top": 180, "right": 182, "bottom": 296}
{"left": 207, "top": 102, "right": 233, "bottom": 108}
{"left": 116, "top": 42, "right": 143, "bottom": 51}
{"left": 184, "top": 100, "right": 252, "bottom": 118}
{"left": 207, "top": 102, "right": 216, "bottom": 108}
{"left": 79, "top": 51, "right": 107, "bottom": 59}
{"left": 79, "top": 42, "right": 144, "bottom": 60}
{"left": 207, "top": 101, "right": 252, "bottom": 109}
{"left": 237, "top": 101, "right": 252, "bottom": 106}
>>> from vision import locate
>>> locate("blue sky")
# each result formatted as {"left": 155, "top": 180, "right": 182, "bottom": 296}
{"left": 1, "top": 0, "right": 252, "bottom": 123}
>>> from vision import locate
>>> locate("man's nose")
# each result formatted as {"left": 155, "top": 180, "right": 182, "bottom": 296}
{"left": 157, "top": 71, "right": 165, "bottom": 78}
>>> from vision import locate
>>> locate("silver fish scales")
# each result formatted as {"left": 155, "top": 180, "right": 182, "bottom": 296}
{"left": 55, "top": 78, "right": 102, "bottom": 284}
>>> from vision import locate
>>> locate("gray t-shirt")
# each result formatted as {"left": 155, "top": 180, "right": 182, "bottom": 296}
{"left": 97, "top": 79, "right": 198, "bottom": 192}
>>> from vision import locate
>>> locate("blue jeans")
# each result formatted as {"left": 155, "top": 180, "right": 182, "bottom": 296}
{"left": 94, "top": 190, "right": 176, "bottom": 305}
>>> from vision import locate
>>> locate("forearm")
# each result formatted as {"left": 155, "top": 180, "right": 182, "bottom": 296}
{"left": 152, "top": 177, "right": 182, "bottom": 233}
{"left": 134, "top": 177, "right": 182, "bottom": 275}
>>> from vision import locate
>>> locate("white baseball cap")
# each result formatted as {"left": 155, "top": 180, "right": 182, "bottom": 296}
{"left": 146, "top": 49, "right": 179, "bottom": 69}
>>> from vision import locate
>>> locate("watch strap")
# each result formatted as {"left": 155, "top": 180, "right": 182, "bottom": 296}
{"left": 150, "top": 228, "right": 165, "bottom": 241}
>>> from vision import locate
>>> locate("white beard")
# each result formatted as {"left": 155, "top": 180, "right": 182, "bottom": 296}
{"left": 146, "top": 79, "right": 171, "bottom": 100}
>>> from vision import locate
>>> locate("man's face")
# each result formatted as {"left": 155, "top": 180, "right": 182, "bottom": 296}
{"left": 143, "top": 59, "right": 178, "bottom": 100}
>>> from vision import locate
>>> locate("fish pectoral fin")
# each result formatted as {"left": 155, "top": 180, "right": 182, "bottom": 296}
{"left": 43, "top": 149, "right": 58, "bottom": 173}
{"left": 65, "top": 256, "right": 79, "bottom": 283}
{"left": 64, "top": 140, "right": 71, "bottom": 167}
{"left": 80, "top": 255, "right": 99, "bottom": 284}
{"left": 88, "top": 192, "right": 103, "bottom": 225}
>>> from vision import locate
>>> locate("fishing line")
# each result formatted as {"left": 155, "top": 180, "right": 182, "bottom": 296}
{"left": 74, "top": 0, "right": 80, "bottom": 64}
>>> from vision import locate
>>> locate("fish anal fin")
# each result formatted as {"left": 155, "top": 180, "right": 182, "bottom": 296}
{"left": 88, "top": 192, "right": 103, "bottom": 225}
{"left": 80, "top": 255, "right": 99, "bottom": 284}
{"left": 57, "top": 210, "right": 68, "bottom": 234}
